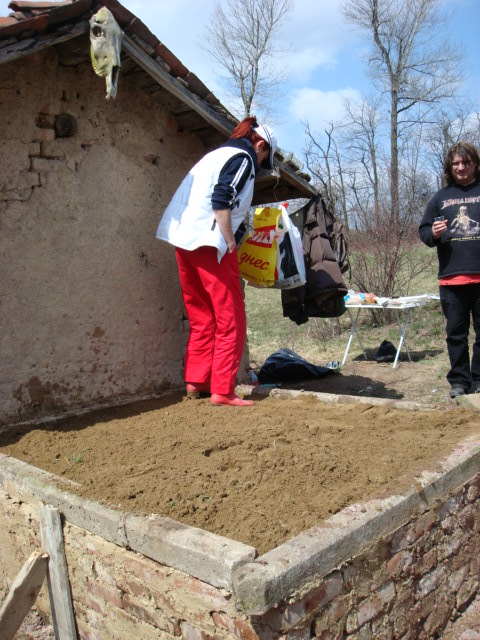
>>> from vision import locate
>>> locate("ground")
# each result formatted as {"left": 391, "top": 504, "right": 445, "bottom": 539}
{"left": 4, "top": 351, "right": 480, "bottom": 638}
{"left": 1, "top": 350, "right": 479, "bottom": 555}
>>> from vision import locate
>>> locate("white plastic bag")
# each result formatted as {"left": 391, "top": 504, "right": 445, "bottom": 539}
{"left": 274, "top": 204, "right": 306, "bottom": 289}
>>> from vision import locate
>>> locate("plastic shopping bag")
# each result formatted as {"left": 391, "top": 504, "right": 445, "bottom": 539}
{"left": 238, "top": 207, "right": 280, "bottom": 287}
{"left": 274, "top": 204, "right": 306, "bottom": 289}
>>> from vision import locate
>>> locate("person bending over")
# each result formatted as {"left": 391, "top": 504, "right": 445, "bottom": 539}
{"left": 156, "top": 116, "right": 277, "bottom": 406}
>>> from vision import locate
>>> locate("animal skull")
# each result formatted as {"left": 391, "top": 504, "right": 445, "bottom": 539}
{"left": 89, "top": 7, "right": 122, "bottom": 100}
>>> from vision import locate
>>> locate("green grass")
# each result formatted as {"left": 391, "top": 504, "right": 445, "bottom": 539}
{"left": 245, "top": 244, "right": 444, "bottom": 368}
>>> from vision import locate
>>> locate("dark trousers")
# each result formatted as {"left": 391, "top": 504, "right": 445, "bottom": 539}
{"left": 439, "top": 283, "right": 480, "bottom": 390}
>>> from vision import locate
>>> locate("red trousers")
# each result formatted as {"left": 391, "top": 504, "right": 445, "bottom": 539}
{"left": 175, "top": 246, "right": 246, "bottom": 394}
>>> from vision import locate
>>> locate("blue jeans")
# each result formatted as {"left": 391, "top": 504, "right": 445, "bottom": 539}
{"left": 439, "top": 283, "right": 480, "bottom": 390}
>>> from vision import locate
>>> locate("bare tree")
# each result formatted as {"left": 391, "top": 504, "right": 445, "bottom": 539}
{"left": 203, "top": 0, "right": 293, "bottom": 118}
{"left": 342, "top": 0, "right": 461, "bottom": 228}
{"left": 304, "top": 122, "right": 351, "bottom": 230}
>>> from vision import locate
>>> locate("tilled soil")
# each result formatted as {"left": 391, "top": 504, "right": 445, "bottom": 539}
{"left": 1, "top": 378, "right": 479, "bottom": 554}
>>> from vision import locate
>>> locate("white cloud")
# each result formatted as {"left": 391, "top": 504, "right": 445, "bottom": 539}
{"left": 288, "top": 87, "right": 362, "bottom": 134}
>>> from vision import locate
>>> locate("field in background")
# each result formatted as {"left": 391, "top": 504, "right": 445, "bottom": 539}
{"left": 245, "top": 244, "right": 445, "bottom": 369}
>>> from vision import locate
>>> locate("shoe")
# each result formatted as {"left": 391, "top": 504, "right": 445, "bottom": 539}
{"left": 186, "top": 382, "right": 210, "bottom": 399}
{"left": 449, "top": 384, "right": 467, "bottom": 398}
{"left": 470, "top": 385, "right": 480, "bottom": 394}
{"left": 210, "top": 393, "right": 254, "bottom": 407}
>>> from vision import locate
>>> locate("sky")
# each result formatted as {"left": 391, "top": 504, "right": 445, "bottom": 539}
{"left": 1, "top": 0, "right": 479, "bottom": 161}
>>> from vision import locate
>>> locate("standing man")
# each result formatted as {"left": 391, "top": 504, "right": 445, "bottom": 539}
{"left": 156, "top": 116, "right": 277, "bottom": 406}
{"left": 419, "top": 141, "right": 480, "bottom": 398}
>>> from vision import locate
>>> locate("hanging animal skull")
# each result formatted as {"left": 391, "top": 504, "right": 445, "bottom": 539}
{"left": 89, "top": 7, "right": 122, "bottom": 100}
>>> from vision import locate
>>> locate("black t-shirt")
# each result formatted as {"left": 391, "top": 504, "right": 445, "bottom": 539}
{"left": 419, "top": 181, "right": 480, "bottom": 278}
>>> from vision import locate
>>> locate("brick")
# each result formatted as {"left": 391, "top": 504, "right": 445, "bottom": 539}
{"left": 459, "top": 504, "right": 476, "bottom": 530}
{"left": 356, "top": 581, "right": 395, "bottom": 629}
{"left": 40, "top": 141, "right": 65, "bottom": 159}
{"left": 327, "top": 595, "right": 350, "bottom": 622}
{"left": 390, "top": 525, "right": 410, "bottom": 553}
{"left": 35, "top": 113, "right": 55, "bottom": 128}
{"left": 416, "top": 566, "right": 445, "bottom": 598}
{"left": 440, "top": 495, "right": 463, "bottom": 518}
{"left": 211, "top": 611, "right": 259, "bottom": 640}
{"left": 89, "top": 580, "right": 123, "bottom": 609}
{"left": 448, "top": 565, "right": 469, "bottom": 595}
{"left": 415, "top": 548, "right": 436, "bottom": 577}
{"left": 30, "top": 157, "right": 64, "bottom": 172}
{"left": 387, "top": 550, "right": 412, "bottom": 578}
{"left": 32, "top": 127, "right": 56, "bottom": 142}
{"left": 4, "top": 171, "right": 40, "bottom": 191}
{"left": 302, "top": 573, "right": 343, "bottom": 617}
{"left": 466, "top": 484, "right": 479, "bottom": 502}
{"left": 348, "top": 625, "right": 372, "bottom": 639}
{"left": 409, "top": 511, "right": 438, "bottom": 543}
{"left": 121, "top": 593, "right": 177, "bottom": 634}
{"left": 28, "top": 142, "right": 41, "bottom": 157}
{"left": 437, "top": 529, "right": 463, "bottom": 561}
{"left": 421, "top": 597, "right": 452, "bottom": 638}
{"left": 180, "top": 621, "right": 221, "bottom": 640}
{"left": 456, "top": 577, "right": 479, "bottom": 611}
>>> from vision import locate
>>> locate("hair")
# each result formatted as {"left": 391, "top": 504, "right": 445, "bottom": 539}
{"left": 443, "top": 141, "right": 480, "bottom": 186}
{"left": 229, "top": 116, "right": 269, "bottom": 153}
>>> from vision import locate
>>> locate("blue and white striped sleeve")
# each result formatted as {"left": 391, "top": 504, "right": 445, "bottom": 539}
{"left": 211, "top": 154, "right": 252, "bottom": 210}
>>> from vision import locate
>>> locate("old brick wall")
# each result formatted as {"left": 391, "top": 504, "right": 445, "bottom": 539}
{"left": 251, "top": 472, "right": 480, "bottom": 640}
{"left": 0, "top": 452, "right": 479, "bottom": 639}
{"left": 0, "top": 47, "right": 207, "bottom": 425}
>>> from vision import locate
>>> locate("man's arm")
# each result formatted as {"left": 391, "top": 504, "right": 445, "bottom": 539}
{"left": 213, "top": 209, "right": 236, "bottom": 253}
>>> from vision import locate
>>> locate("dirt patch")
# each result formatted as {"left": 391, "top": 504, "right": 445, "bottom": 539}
{"left": 1, "top": 357, "right": 479, "bottom": 554}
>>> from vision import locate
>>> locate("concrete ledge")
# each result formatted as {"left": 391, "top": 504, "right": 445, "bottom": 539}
{"left": 267, "top": 387, "right": 438, "bottom": 411}
{"left": 0, "top": 453, "right": 257, "bottom": 589}
{"left": 125, "top": 513, "right": 256, "bottom": 590}
{"left": 232, "top": 436, "right": 480, "bottom": 614}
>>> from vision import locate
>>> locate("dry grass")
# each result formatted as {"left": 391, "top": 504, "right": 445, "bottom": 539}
{"left": 245, "top": 244, "right": 443, "bottom": 368}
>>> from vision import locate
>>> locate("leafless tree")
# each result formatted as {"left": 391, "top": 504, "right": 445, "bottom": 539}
{"left": 342, "top": 0, "right": 461, "bottom": 228}
{"left": 202, "top": 0, "right": 293, "bottom": 118}
{"left": 426, "top": 107, "right": 480, "bottom": 182}
{"left": 304, "top": 122, "right": 350, "bottom": 230}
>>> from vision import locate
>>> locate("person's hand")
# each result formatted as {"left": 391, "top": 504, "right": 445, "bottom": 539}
{"left": 213, "top": 209, "right": 236, "bottom": 253}
{"left": 432, "top": 219, "right": 447, "bottom": 240}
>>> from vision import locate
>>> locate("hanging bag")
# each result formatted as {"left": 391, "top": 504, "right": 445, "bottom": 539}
{"left": 238, "top": 206, "right": 280, "bottom": 287}
{"left": 274, "top": 204, "right": 306, "bottom": 289}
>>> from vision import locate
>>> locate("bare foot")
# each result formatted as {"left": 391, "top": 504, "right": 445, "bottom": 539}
{"left": 210, "top": 393, "right": 254, "bottom": 407}
{"left": 186, "top": 382, "right": 210, "bottom": 398}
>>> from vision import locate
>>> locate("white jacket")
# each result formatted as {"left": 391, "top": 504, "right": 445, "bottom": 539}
{"left": 156, "top": 144, "right": 256, "bottom": 261}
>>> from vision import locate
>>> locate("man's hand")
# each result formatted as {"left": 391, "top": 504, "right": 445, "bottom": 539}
{"left": 432, "top": 219, "right": 447, "bottom": 241}
{"left": 214, "top": 209, "right": 236, "bottom": 253}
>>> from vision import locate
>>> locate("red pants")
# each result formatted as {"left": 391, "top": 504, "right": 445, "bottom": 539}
{"left": 175, "top": 246, "right": 246, "bottom": 394}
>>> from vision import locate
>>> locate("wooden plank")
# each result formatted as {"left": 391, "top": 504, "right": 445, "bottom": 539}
{"left": 39, "top": 504, "right": 78, "bottom": 640}
{"left": 0, "top": 550, "right": 48, "bottom": 640}
{"left": 0, "top": 21, "right": 88, "bottom": 66}
{"left": 121, "top": 34, "right": 235, "bottom": 138}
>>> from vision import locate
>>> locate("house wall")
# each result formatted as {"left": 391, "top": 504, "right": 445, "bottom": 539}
{"left": 0, "top": 47, "right": 211, "bottom": 425}
{"left": 0, "top": 435, "right": 479, "bottom": 640}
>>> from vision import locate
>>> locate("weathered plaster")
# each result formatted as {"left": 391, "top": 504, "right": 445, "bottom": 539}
{"left": 0, "top": 47, "right": 218, "bottom": 424}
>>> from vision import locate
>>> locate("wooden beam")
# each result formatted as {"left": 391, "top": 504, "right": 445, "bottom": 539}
{"left": 121, "top": 34, "right": 235, "bottom": 139}
{"left": 0, "top": 21, "right": 89, "bottom": 66}
{"left": 0, "top": 550, "right": 48, "bottom": 640}
{"left": 39, "top": 504, "right": 78, "bottom": 640}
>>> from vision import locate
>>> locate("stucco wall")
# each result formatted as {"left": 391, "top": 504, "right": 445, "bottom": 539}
{"left": 0, "top": 47, "right": 210, "bottom": 425}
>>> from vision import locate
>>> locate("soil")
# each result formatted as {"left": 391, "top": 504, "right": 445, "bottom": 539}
{"left": 1, "top": 351, "right": 480, "bottom": 556}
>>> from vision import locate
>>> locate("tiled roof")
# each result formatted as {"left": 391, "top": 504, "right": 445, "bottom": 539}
{"left": 0, "top": 0, "right": 316, "bottom": 202}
